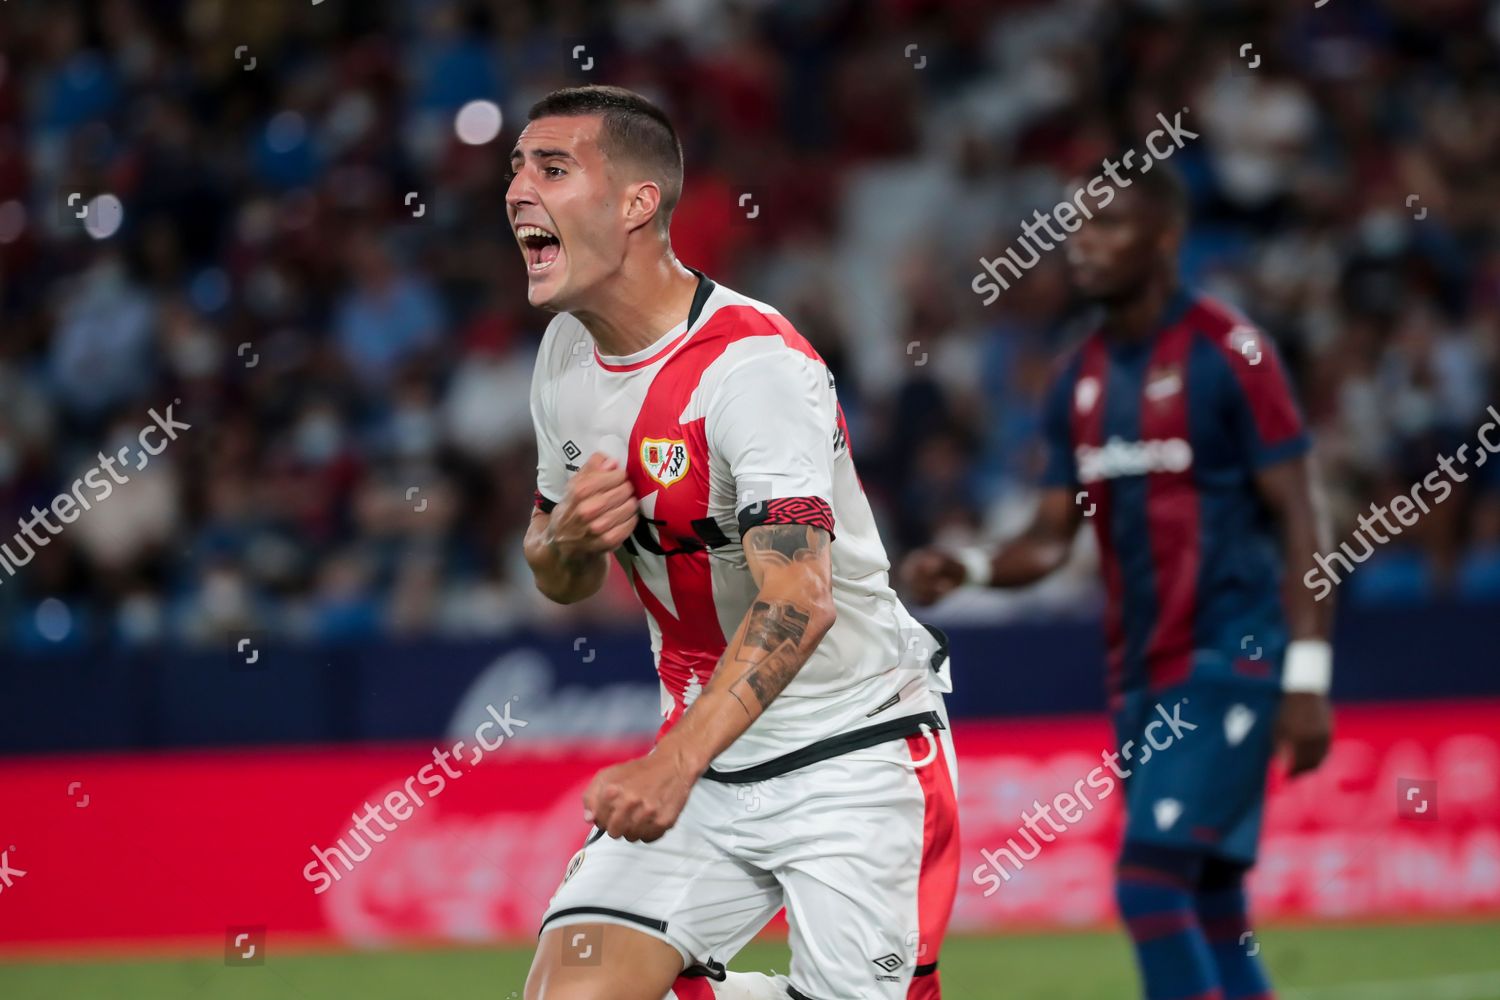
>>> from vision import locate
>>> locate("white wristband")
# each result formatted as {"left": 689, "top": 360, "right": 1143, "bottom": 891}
{"left": 955, "top": 547, "right": 993, "bottom": 588}
{"left": 1283, "top": 639, "right": 1333, "bottom": 694}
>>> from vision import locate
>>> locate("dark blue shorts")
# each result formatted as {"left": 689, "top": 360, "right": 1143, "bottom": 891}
{"left": 1111, "top": 678, "right": 1282, "bottom": 864}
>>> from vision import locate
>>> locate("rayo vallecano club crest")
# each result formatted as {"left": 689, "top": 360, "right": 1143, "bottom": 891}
{"left": 641, "top": 437, "right": 690, "bottom": 487}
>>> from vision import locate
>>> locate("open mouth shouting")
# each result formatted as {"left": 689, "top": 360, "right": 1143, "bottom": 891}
{"left": 516, "top": 223, "right": 563, "bottom": 273}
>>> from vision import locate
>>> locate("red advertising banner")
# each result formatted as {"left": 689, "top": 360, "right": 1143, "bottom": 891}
{"left": 1, "top": 700, "right": 1496, "bottom": 956}
{"left": 954, "top": 700, "right": 1500, "bottom": 929}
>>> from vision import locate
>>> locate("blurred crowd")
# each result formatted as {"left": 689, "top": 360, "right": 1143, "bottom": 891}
{"left": 1, "top": 0, "right": 1498, "bottom": 649}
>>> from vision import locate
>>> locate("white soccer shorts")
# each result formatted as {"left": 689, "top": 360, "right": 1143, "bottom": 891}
{"left": 540, "top": 723, "right": 959, "bottom": 1000}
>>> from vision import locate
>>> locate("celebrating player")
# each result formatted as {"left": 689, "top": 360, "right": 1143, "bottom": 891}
{"left": 512, "top": 86, "right": 959, "bottom": 1000}
{"left": 904, "top": 165, "right": 1333, "bottom": 1000}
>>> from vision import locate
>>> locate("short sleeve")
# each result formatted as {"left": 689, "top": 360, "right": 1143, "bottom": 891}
{"left": 707, "top": 348, "right": 837, "bottom": 539}
{"left": 530, "top": 337, "right": 569, "bottom": 513}
{"left": 1039, "top": 364, "right": 1079, "bottom": 488}
{"left": 1219, "top": 325, "right": 1310, "bottom": 469}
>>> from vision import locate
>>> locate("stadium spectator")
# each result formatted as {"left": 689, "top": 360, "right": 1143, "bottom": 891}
{"left": 1, "top": 0, "right": 1496, "bottom": 646}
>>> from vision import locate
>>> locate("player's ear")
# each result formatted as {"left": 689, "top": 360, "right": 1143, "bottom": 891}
{"left": 623, "top": 180, "right": 662, "bottom": 234}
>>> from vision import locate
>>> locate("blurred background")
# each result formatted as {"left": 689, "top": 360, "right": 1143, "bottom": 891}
{"left": 2, "top": 1, "right": 1499, "bottom": 998}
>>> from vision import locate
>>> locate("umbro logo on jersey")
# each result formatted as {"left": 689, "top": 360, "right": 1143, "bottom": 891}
{"left": 871, "top": 953, "right": 903, "bottom": 973}
{"left": 641, "top": 438, "right": 690, "bottom": 487}
{"left": 562, "top": 440, "right": 582, "bottom": 462}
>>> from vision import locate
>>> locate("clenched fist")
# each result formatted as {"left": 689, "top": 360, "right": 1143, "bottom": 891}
{"left": 545, "top": 452, "right": 640, "bottom": 557}
{"left": 1275, "top": 691, "right": 1332, "bottom": 777}
{"left": 583, "top": 749, "right": 696, "bottom": 842}
{"left": 901, "top": 547, "right": 968, "bottom": 606}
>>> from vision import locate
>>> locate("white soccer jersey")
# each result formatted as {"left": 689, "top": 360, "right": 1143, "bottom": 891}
{"left": 529, "top": 271, "right": 948, "bottom": 772}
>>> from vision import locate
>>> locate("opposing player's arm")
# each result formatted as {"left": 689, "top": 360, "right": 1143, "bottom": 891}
{"left": 1256, "top": 453, "right": 1335, "bottom": 776}
{"left": 903, "top": 488, "right": 1083, "bottom": 603}
{"left": 1231, "top": 329, "right": 1333, "bottom": 776}
{"left": 904, "top": 359, "right": 1084, "bottom": 603}
{"left": 1254, "top": 454, "right": 1333, "bottom": 644}
{"left": 656, "top": 522, "right": 837, "bottom": 775}
{"left": 985, "top": 487, "right": 1084, "bottom": 585}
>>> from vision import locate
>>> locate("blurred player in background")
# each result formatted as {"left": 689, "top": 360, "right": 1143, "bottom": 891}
{"left": 904, "top": 165, "right": 1333, "bottom": 1000}
{"left": 514, "top": 86, "right": 958, "bottom": 1000}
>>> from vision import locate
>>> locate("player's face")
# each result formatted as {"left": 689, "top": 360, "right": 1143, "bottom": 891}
{"left": 1067, "top": 186, "right": 1170, "bottom": 302}
{"left": 506, "top": 115, "right": 626, "bottom": 311}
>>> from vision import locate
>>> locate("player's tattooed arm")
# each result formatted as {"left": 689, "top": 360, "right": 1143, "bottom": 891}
{"left": 730, "top": 599, "right": 814, "bottom": 711}
{"left": 728, "top": 523, "right": 832, "bottom": 708}
{"left": 744, "top": 521, "right": 827, "bottom": 568}
{"left": 655, "top": 523, "right": 836, "bottom": 774}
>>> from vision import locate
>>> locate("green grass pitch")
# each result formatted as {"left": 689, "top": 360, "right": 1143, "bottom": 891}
{"left": 3, "top": 922, "right": 1498, "bottom": 999}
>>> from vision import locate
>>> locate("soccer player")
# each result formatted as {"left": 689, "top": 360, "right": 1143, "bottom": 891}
{"left": 512, "top": 86, "right": 959, "bottom": 1000}
{"left": 904, "top": 165, "right": 1333, "bottom": 1000}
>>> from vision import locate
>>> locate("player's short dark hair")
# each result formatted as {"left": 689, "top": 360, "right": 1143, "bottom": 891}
{"left": 527, "top": 85, "right": 684, "bottom": 234}
{"left": 1126, "top": 159, "right": 1189, "bottom": 228}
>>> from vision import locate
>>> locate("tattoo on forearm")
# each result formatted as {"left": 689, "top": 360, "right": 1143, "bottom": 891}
{"left": 729, "top": 599, "right": 814, "bottom": 709}
{"left": 735, "top": 647, "right": 806, "bottom": 710}
{"left": 746, "top": 523, "right": 826, "bottom": 565}
{"left": 716, "top": 525, "right": 831, "bottom": 714}
{"left": 740, "top": 600, "right": 810, "bottom": 656}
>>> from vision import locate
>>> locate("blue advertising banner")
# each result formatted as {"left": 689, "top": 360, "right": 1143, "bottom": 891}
{"left": 2, "top": 603, "right": 1496, "bottom": 754}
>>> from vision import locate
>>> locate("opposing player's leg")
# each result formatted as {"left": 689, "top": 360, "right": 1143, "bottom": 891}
{"left": 1115, "top": 841, "right": 1218, "bottom": 1000}
{"left": 1112, "top": 677, "right": 1280, "bottom": 1000}
{"left": 1195, "top": 856, "right": 1274, "bottom": 1000}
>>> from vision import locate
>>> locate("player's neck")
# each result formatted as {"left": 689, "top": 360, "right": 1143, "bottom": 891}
{"left": 1102, "top": 275, "right": 1178, "bottom": 344}
{"left": 573, "top": 255, "right": 701, "bottom": 358}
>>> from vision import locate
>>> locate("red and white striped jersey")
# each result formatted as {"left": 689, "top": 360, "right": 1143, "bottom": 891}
{"left": 530, "top": 272, "right": 947, "bottom": 771}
